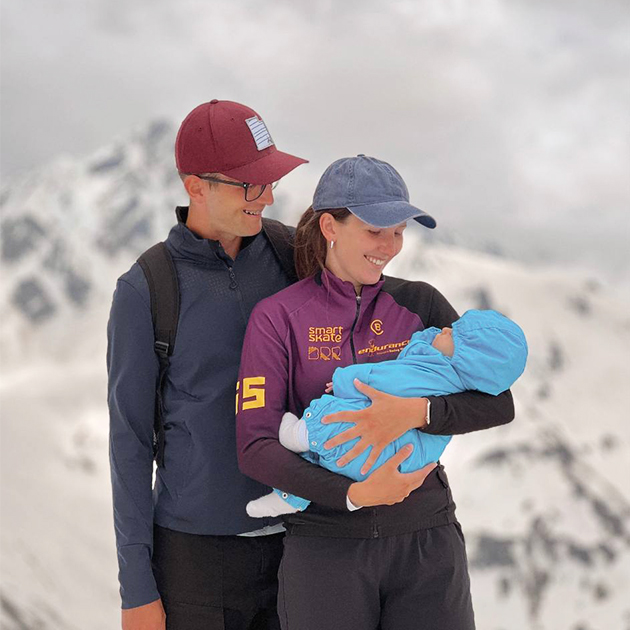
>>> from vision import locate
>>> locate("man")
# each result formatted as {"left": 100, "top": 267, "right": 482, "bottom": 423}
{"left": 108, "top": 100, "right": 444, "bottom": 630}
{"left": 107, "top": 99, "right": 307, "bottom": 630}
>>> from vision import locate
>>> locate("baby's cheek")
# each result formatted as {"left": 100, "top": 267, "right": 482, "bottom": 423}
{"left": 433, "top": 335, "right": 455, "bottom": 357}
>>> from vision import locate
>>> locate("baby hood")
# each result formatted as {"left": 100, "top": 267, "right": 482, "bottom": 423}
{"left": 451, "top": 310, "right": 528, "bottom": 396}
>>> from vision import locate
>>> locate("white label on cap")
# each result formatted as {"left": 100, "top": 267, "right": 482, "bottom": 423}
{"left": 245, "top": 116, "right": 274, "bottom": 151}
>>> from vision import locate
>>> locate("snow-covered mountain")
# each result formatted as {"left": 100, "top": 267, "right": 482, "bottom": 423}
{"left": 1, "top": 122, "right": 629, "bottom": 630}
{"left": 0, "top": 120, "right": 183, "bottom": 368}
{"left": 0, "top": 119, "right": 299, "bottom": 369}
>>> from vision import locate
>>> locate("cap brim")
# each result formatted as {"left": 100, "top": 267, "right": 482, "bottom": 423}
{"left": 221, "top": 150, "right": 308, "bottom": 185}
{"left": 344, "top": 200, "right": 436, "bottom": 229}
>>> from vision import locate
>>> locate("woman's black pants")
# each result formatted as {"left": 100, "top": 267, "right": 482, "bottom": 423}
{"left": 277, "top": 523, "right": 476, "bottom": 630}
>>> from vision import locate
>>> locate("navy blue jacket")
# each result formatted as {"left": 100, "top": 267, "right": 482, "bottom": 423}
{"left": 107, "top": 208, "right": 292, "bottom": 608}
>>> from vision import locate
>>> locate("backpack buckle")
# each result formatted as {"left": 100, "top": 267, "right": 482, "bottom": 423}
{"left": 154, "top": 341, "right": 170, "bottom": 357}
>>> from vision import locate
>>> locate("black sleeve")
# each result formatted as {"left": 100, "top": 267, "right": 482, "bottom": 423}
{"left": 423, "top": 284, "right": 515, "bottom": 436}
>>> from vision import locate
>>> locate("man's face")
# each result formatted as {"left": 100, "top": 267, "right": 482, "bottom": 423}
{"left": 202, "top": 174, "right": 275, "bottom": 239}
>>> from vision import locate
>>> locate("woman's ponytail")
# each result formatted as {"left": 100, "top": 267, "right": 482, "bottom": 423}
{"left": 294, "top": 207, "right": 350, "bottom": 280}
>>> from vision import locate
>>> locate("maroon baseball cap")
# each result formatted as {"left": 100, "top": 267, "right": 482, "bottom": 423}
{"left": 175, "top": 100, "right": 308, "bottom": 184}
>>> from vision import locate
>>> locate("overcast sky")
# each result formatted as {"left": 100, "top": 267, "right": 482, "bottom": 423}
{"left": 2, "top": 0, "right": 629, "bottom": 278}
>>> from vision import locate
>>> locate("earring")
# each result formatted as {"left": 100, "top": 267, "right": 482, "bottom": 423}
{"left": 330, "top": 241, "right": 335, "bottom": 249}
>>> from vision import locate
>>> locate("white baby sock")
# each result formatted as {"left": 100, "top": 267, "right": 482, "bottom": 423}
{"left": 246, "top": 491, "right": 300, "bottom": 518}
{"left": 278, "top": 412, "right": 309, "bottom": 453}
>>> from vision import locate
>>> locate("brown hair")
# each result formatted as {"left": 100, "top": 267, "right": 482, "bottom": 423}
{"left": 294, "top": 206, "right": 351, "bottom": 280}
{"left": 178, "top": 172, "right": 219, "bottom": 189}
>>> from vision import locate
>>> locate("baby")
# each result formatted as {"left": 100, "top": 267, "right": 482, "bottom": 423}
{"left": 247, "top": 309, "right": 528, "bottom": 517}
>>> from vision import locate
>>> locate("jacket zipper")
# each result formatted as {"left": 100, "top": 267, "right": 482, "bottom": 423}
{"left": 226, "top": 264, "right": 251, "bottom": 326}
{"left": 349, "top": 295, "right": 362, "bottom": 364}
{"left": 349, "top": 292, "right": 378, "bottom": 537}
{"left": 227, "top": 265, "right": 238, "bottom": 290}
{"left": 214, "top": 240, "right": 238, "bottom": 290}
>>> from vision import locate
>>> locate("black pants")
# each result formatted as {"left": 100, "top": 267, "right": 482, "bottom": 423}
{"left": 153, "top": 525, "right": 284, "bottom": 630}
{"left": 278, "top": 523, "right": 475, "bottom": 630}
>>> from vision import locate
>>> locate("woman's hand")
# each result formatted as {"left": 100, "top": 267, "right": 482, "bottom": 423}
{"left": 321, "top": 379, "right": 428, "bottom": 475}
{"left": 347, "top": 446, "right": 436, "bottom": 507}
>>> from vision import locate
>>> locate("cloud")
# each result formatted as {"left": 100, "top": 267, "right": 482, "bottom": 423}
{"left": 1, "top": 0, "right": 628, "bottom": 277}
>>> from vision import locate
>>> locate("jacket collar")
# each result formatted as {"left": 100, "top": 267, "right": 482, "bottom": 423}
{"left": 167, "top": 206, "right": 260, "bottom": 264}
{"left": 316, "top": 268, "right": 384, "bottom": 308}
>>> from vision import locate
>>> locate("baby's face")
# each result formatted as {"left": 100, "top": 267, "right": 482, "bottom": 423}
{"left": 432, "top": 327, "right": 455, "bottom": 357}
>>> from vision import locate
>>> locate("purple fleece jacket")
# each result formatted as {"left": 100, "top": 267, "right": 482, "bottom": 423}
{"left": 236, "top": 269, "right": 515, "bottom": 538}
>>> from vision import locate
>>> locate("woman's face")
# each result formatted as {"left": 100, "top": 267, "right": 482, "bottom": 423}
{"left": 324, "top": 213, "right": 406, "bottom": 291}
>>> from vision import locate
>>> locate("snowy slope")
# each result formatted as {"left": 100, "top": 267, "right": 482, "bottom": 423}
{"left": 1, "top": 123, "right": 629, "bottom": 630}
{"left": 387, "top": 239, "right": 630, "bottom": 630}
{"left": 1, "top": 364, "right": 118, "bottom": 630}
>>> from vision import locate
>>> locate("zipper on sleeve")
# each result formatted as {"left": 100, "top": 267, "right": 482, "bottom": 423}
{"left": 349, "top": 295, "right": 362, "bottom": 364}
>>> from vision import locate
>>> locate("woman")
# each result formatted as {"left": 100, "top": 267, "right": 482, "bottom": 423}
{"left": 236, "top": 155, "right": 514, "bottom": 630}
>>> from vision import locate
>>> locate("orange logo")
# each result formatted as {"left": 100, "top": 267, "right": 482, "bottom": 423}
{"left": 308, "top": 326, "right": 343, "bottom": 342}
{"left": 308, "top": 346, "right": 342, "bottom": 361}
{"left": 357, "top": 339, "right": 409, "bottom": 356}
{"left": 370, "top": 319, "right": 384, "bottom": 335}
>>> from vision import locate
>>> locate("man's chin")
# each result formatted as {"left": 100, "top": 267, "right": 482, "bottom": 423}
{"left": 241, "top": 221, "right": 263, "bottom": 237}
{"left": 232, "top": 207, "right": 263, "bottom": 238}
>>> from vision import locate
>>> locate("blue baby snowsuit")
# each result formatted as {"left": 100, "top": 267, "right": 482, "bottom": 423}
{"left": 276, "top": 309, "right": 528, "bottom": 511}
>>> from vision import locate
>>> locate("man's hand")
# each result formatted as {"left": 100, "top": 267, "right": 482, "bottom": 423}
{"left": 122, "top": 599, "right": 166, "bottom": 630}
{"left": 347, "top": 445, "right": 436, "bottom": 507}
{"left": 322, "top": 379, "right": 428, "bottom": 474}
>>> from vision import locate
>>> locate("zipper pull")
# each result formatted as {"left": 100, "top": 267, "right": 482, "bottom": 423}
{"left": 227, "top": 266, "right": 238, "bottom": 290}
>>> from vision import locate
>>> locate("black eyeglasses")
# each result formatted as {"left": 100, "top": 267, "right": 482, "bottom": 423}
{"left": 193, "top": 175, "right": 278, "bottom": 202}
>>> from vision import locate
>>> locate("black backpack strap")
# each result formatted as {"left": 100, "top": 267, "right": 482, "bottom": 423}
{"left": 137, "top": 242, "right": 180, "bottom": 467}
{"left": 262, "top": 218, "right": 298, "bottom": 284}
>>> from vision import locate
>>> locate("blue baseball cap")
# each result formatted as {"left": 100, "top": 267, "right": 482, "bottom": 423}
{"left": 312, "top": 155, "right": 436, "bottom": 229}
